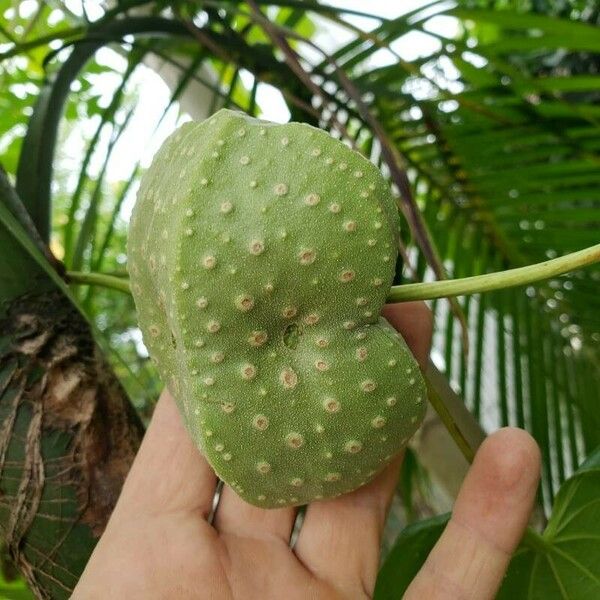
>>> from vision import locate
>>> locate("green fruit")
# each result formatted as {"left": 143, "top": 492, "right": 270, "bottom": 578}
{"left": 127, "top": 109, "right": 426, "bottom": 508}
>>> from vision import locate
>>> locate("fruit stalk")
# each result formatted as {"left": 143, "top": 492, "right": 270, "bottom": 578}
{"left": 67, "top": 270, "right": 131, "bottom": 293}
{"left": 67, "top": 242, "right": 600, "bottom": 301}
{"left": 386, "top": 243, "right": 600, "bottom": 302}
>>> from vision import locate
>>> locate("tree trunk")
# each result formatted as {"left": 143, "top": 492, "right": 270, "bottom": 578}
{"left": 0, "top": 171, "right": 144, "bottom": 599}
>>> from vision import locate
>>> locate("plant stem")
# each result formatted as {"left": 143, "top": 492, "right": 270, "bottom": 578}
{"left": 388, "top": 243, "right": 600, "bottom": 302}
{"left": 522, "top": 527, "right": 550, "bottom": 552}
{"left": 67, "top": 242, "right": 600, "bottom": 301}
{"left": 425, "top": 371, "right": 476, "bottom": 464}
{"left": 67, "top": 271, "right": 131, "bottom": 294}
{"left": 425, "top": 363, "right": 485, "bottom": 465}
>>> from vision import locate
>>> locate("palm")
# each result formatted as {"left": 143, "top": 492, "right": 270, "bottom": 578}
{"left": 97, "top": 505, "right": 340, "bottom": 599}
{"left": 75, "top": 385, "right": 393, "bottom": 599}
{"left": 74, "top": 304, "right": 540, "bottom": 599}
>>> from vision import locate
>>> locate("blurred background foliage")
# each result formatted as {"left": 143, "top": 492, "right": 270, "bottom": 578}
{"left": 1, "top": 0, "right": 599, "bottom": 597}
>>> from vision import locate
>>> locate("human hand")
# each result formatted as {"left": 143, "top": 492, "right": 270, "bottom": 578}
{"left": 73, "top": 302, "right": 540, "bottom": 599}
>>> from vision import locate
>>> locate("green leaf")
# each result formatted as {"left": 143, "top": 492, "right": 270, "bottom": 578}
{"left": 527, "top": 75, "right": 600, "bottom": 94}
{"left": 63, "top": 49, "right": 145, "bottom": 265}
{"left": 450, "top": 7, "right": 600, "bottom": 42}
{"left": 374, "top": 514, "right": 449, "bottom": 599}
{"left": 375, "top": 446, "right": 600, "bottom": 598}
{"left": 0, "top": 584, "right": 34, "bottom": 600}
{"left": 498, "top": 446, "right": 600, "bottom": 598}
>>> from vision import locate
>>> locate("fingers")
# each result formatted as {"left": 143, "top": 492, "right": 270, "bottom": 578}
{"left": 405, "top": 428, "right": 541, "bottom": 600}
{"left": 115, "top": 389, "right": 217, "bottom": 519}
{"left": 293, "top": 455, "right": 404, "bottom": 596}
{"left": 382, "top": 301, "right": 433, "bottom": 370}
{"left": 294, "top": 302, "right": 433, "bottom": 595}
{"left": 213, "top": 485, "right": 297, "bottom": 544}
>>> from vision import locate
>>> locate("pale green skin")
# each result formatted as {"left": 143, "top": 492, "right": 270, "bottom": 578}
{"left": 127, "top": 109, "right": 426, "bottom": 508}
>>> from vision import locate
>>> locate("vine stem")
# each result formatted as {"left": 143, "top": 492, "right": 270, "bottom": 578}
{"left": 522, "top": 526, "right": 550, "bottom": 551}
{"left": 67, "top": 271, "right": 131, "bottom": 294}
{"left": 67, "top": 244, "right": 599, "bottom": 469}
{"left": 427, "top": 384, "right": 475, "bottom": 463}
{"left": 425, "top": 363, "right": 484, "bottom": 465}
{"left": 387, "top": 243, "right": 600, "bottom": 302}
{"left": 67, "top": 243, "right": 600, "bottom": 301}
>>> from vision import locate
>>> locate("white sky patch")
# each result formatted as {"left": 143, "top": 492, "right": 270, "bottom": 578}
{"left": 255, "top": 82, "right": 290, "bottom": 123}
{"left": 107, "top": 64, "right": 180, "bottom": 178}
{"left": 462, "top": 50, "right": 488, "bottom": 68}
{"left": 64, "top": 0, "right": 104, "bottom": 21}
{"left": 424, "top": 15, "right": 461, "bottom": 39}
{"left": 17, "top": 0, "right": 38, "bottom": 19}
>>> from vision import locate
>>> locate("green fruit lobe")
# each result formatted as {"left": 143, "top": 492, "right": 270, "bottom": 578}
{"left": 128, "top": 109, "right": 426, "bottom": 507}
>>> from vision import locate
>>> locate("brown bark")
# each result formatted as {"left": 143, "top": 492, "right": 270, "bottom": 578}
{"left": 0, "top": 290, "right": 144, "bottom": 598}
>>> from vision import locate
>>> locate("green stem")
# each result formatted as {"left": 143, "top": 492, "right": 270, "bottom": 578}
{"left": 522, "top": 527, "right": 550, "bottom": 553}
{"left": 387, "top": 243, "right": 600, "bottom": 302}
{"left": 428, "top": 390, "right": 475, "bottom": 463}
{"left": 67, "top": 242, "right": 600, "bottom": 301}
{"left": 425, "top": 364, "right": 479, "bottom": 464}
{"left": 0, "top": 26, "right": 85, "bottom": 60}
{"left": 67, "top": 271, "right": 130, "bottom": 294}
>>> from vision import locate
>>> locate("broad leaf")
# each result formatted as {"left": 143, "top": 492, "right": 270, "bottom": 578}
{"left": 375, "top": 514, "right": 448, "bottom": 599}
{"left": 374, "top": 445, "right": 600, "bottom": 598}
{"left": 498, "top": 446, "right": 600, "bottom": 598}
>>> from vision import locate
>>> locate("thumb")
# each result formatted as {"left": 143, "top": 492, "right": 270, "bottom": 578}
{"left": 114, "top": 389, "right": 217, "bottom": 518}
